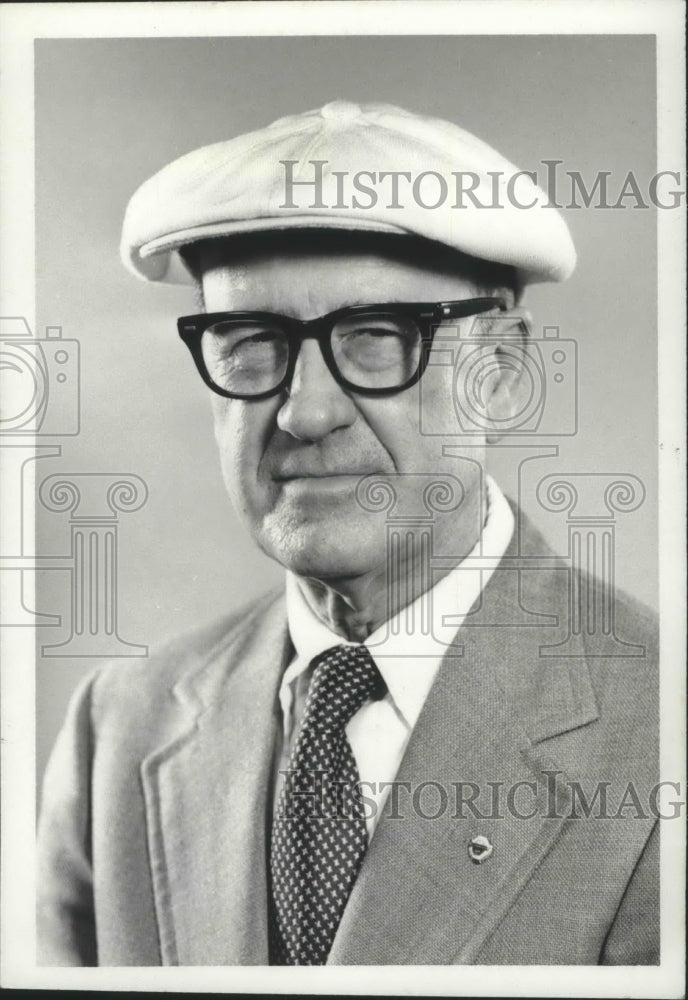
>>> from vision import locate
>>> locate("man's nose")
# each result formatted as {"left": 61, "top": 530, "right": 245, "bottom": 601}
{"left": 276, "top": 340, "right": 357, "bottom": 441}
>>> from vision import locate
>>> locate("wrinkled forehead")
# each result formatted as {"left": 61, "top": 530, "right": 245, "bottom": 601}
{"left": 183, "top": 230, "right": 518, "bottom": 315}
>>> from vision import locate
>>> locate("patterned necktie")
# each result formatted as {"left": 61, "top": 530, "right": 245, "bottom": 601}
{"left": 269, "top": 644, "right": 385, "bottom": 965}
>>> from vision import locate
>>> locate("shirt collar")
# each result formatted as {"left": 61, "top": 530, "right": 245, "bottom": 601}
{"left": 284, "top": 475, "right": 514, "bottom": 729}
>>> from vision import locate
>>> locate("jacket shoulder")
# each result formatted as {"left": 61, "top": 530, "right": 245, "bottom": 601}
{"left": 607, "top": 585, "right": 658, "bottom": 648}
{"left": 85, "top": 586, "right": 285, "bottom": 722}
{"left": 576, "top": 585, "right": 659, "bottom": 788}
{"left": 582, "top": 583, "right": 658, "bottom": 691}
{"left": 511, "top": 502, "right": 658, "bottom": 761}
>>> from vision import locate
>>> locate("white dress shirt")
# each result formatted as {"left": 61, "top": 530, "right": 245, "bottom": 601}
{"left": 275, "top": 475, "right": 514, "bottom": 840}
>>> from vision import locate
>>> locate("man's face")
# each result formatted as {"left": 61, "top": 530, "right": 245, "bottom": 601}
{"left": 198, "top": 241, "right": 511, "bottom": 585}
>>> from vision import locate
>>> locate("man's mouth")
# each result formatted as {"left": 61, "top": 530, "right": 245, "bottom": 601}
{"left": 273, "top": 470, "right": 373, "bottom": 481}
{"left": 272, "top": 457, "right": 385, "bottom": 482}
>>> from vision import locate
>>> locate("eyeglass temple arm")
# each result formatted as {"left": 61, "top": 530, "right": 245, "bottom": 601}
{"left": 434, "top": 297, "right": 507, "bottom": 319}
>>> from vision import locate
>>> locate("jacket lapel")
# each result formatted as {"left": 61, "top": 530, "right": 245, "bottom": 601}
{"left": 141, "top": 593, "right": 290, "bottom": 965}
{"left": 329, "top": 518, "right": 599, "bottom": 965}
{"left": 140, "top": 510, "right": 599, "bottom": 966}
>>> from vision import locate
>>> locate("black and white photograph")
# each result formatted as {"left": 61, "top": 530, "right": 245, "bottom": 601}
{"left": 0, "top": 2, "right": 685, "bottom": 995}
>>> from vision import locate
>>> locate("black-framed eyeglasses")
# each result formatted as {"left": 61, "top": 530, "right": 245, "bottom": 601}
{"left": 177, "top": 297, "right": 506, "bottom": 400}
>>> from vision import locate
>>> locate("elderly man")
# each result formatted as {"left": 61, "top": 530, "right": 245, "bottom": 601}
{"left": 38, "top": 102, "right": 658, "bottom": 967}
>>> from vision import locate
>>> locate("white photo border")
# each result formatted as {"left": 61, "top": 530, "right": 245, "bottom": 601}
{"left": 0, "top": 2, "right": 685, "bottom": 996}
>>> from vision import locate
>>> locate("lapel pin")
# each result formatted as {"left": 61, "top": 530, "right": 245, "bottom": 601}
{"left": 468, "top": 834, "right": 494, "bottom": 864}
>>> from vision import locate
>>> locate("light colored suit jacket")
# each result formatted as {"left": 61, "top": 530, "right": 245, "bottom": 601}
{"left": 38, "top": 510, "right": 659, "bottom": 966}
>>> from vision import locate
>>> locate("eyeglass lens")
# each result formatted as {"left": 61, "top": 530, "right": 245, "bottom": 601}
{"left": 200, "top": 311, "right": 423, "bottom": 396}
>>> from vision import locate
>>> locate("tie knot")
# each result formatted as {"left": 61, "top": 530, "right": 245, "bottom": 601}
{"left": 304, "top": 644, "right": 385, "bottom": 731}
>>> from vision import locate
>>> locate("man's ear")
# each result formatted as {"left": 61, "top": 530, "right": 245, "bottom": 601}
{"left": 476, "top": 308, "right": 532, "bottom": 444}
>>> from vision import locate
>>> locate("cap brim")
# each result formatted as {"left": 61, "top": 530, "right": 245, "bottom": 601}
{"left": 135, "top": 215, "right": 409, "bottom": 284}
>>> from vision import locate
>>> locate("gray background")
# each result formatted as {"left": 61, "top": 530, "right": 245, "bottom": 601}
{"left": 34, "top": 35, "right": 657, "bottom": 785}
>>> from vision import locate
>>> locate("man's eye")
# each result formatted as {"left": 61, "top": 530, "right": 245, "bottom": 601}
{"left": 337, "top": 327, "right": 415, "bottom": 374}
{"left": 202, "top": 324, "right": 288, "bottom": 380}
{"left": 230, "top": 329, "right": 281, "bottom": 352}
{"left": 208, "top": 323, "right": 277, "bottom": 344}
{"left": 340, "top": 323, "right": 413, "bottom": 349}
{"left": 205, "top": 324, "right": 278, "bottom": 350}
{"left": 349, "top": 326, "right": 403, "bottom": 340}
{"left": 223, "top": 331, "right": 285, "bottom": 367}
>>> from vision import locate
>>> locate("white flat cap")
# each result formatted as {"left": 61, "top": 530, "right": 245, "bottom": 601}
{"left": 121, "top": 101, "right": 576, "bottom": 286}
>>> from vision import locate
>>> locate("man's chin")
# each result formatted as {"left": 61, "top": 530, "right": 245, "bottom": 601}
{"left": 257, "top": 518, "right": 381, "bottom": 583}
{"left": 271, "top": 548, "right": 375, "bottom": 584}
